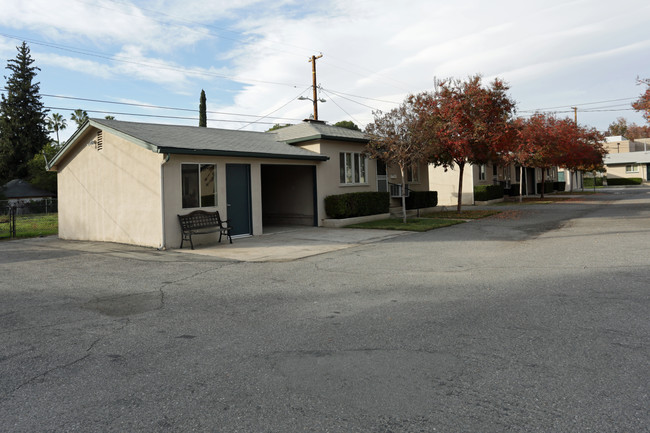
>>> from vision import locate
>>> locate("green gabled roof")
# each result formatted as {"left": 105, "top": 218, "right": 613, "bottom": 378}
{"left": 273, "top": 121, "right": 368, "bottom": 144}
{"left": 48, "top": 119, "right": 330, "bottom": 170}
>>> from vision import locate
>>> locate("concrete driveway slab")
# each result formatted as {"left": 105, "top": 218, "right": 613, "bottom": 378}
{"left": 174, "top": 226, "right": 409, "bottom": 261}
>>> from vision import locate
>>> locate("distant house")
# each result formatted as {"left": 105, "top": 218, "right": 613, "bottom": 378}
{"left": 1, "top": 179, "right": 56, "bottom": 204}
{"left": 427, "top": 162, "right": 557, "bottom": 205}
{"left": 47, "top": 118, "right": 376, "bottom": 249}
{"left": 603, "top": 136, "right": 650, "bottom": 182}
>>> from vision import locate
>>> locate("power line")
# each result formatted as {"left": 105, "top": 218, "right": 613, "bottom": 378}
{"left": 319, "top": 88, "right": 364, "bottom": 127}
{"left": 321, "top": 87, "right": 401, "bottom": 105}
{"left": 43, "top": 106, "right": 281, "bottom": 125}
{"left": 37, "top": 92, "right": 304, "bottom": 121}
{"left": 237, "top": 87, "right": 312, "bottom": 130}
{"left": 520, "top": 97, "right": 637, "bottom": 112}
{"left": 1, "top": 89, "right": 308, "bottom": 122}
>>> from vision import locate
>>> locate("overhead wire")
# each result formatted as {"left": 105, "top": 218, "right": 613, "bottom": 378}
{"left": 42, "top": 106, "right": 281, "bottom": 125}
{"left": 318, "top": 88, "right": 364, "bottom": 127}
{"left": 237, "top": 86, "right": 312, "bottom": 130}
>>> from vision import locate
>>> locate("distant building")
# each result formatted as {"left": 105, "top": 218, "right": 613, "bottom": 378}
{"left": 603, "top": 136, "right": 650, "bottom": 182}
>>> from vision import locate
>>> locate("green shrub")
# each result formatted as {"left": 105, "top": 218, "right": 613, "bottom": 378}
{"left": 553, "top": 181, "right": 566, "bottom": 192}
{"left": 536, "top": 181, "right": 554, "bottom": 193}
{"left": 324, "top": 192, "right": 389, "bottom": 219}
{"left": 583, "top": 177, "right": 604, "bottom": 187}
{"left": 606, "top": 177, "right": 642, "bottom": 185}
{"left": 405, "top": 191, "right": 438, "bottom": 210}
{"left": 474, "top": 184, "right": 504, "bottom": 201}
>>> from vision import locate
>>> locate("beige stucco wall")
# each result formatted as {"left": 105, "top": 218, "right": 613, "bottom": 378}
{"left": 606, "top": 164, "right": 648, "bottom": 180}
{"left": 298, "top": 139, "right": 378, "bottom": 224}
{"left": 56, "top": 128, "right": 164, "bottom": 247}
{"left": 428, "top": 163, "right": 474, "bottom": 206}
{"left": 162, "top": 155, "right": 323, "bottom": 248}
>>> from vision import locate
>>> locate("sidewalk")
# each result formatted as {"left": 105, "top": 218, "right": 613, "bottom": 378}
{"left": 174, "top": 226, "right": 409, "bottom": 262}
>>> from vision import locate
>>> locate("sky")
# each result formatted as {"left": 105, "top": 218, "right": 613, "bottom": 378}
{"left": 0, "top": 0, "right": 649, "bottom": 143}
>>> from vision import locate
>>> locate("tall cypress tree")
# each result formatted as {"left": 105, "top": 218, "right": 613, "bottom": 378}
{"left": 199, "top": 89, "right": 207, "bottom": 127}
{"left": 0, "top": 42, "right": 49, "bottom": 184}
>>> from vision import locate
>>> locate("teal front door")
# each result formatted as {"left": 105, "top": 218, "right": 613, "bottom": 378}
{"left": 226, "top": 164, "right": 252, "bottom": 236}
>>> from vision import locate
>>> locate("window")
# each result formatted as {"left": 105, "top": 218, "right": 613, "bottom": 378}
{"left": 406, "top": 164, "right": 420, "bottom": 183}
{"left": 626, "top": 164, "right": 639, "bottom": 173}
{"left": 478, "top": 164, "right": 486, "bottom": 181}
{"left": 182, "top": 163, "right": 217, "bottom": 208}
{"left": 339, "top": 152, "right": 367, "bottom": 184}
{"left": 492, "top": 164, "right": 498, "bottom": 176}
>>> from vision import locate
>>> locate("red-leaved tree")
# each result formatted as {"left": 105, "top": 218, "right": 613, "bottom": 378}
{"left": 554, "top": 120, "right": 606, "bottom": 191}
{"left": 415, "top": 75, "right": 516, "bottom": 211}
{"left": 366, "top": 98, "right": 430, "bottom": 223}
{"left": 513, "top": 114, "right": 565, "bottom": 199}
{"left": 632, "top": 77, "right": 650, "bottom": 123}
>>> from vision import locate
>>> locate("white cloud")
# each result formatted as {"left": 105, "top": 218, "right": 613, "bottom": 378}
{"left": 2, "top": 0, "right": 649, "bottom": 131}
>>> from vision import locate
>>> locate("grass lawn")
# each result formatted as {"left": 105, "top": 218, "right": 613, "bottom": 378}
{"left": 346, "top": 218, "right": 465, "bottom": 231}
{"left": 0, "top": 214, "right": 58, "bottom": 240}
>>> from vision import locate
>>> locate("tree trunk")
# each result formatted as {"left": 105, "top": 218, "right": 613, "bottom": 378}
{"left": 456, "top": 162, "right": 465, "bottom": 213}
{"left": 519, "top": 166, "right": 523, "bottom": 203}
{"left": 540, "top": 169, "right": 546, "bottom": 199}
{"left": 569, "top": 170, "right": 574, "bottom": 192}
{"left": 400, "top": 165, "right": 407, "bottom": 224}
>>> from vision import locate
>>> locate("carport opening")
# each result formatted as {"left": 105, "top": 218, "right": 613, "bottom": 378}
{"left": 261, "top": 164, "right": 316, "bottom": 232}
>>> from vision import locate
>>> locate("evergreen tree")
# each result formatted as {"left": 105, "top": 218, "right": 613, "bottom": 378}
{"left": 0, "top": 42, "right": 49, "bottom": 184}
{"left": 199, "top": 89, "right": 207, "bottom": 127}
{"left": 334, "top": 120, "right": 361, "bottom": 131}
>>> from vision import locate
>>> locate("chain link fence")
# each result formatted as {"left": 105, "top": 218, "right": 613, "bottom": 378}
{"left": 1, "top": 199, "right": 58, "bottom": 240}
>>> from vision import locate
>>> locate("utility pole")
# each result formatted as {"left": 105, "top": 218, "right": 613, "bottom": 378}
{"left": 309, "top": 54, "right": 323, "bottom": 120}
{"left": 571, "top": 106, "right": 578, "bottom": 124}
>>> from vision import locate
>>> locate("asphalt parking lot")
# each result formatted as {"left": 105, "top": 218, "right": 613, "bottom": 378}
{"left": 1, "top": 187, "right": 649, "bottom": 432}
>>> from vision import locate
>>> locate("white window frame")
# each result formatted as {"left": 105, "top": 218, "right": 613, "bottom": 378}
{"left": 339, "top": 152, "right": 368, "bottom": 185}
{"left": 181, "top": 163, "right": 217, "bottom": 209}
{"left": 478, "top": 164, "right": 486, "bottom": 181}
{"left": 625, "top": 164, "right": 639, "bottom": 173}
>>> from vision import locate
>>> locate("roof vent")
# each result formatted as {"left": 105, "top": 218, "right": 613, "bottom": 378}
{"left": 96, "top": 131, "right": 103, "bottom": 151}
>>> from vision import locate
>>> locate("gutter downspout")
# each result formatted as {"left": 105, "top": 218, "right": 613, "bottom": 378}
{"left": 159, "top": 153, "right": 170, "bottom": 250}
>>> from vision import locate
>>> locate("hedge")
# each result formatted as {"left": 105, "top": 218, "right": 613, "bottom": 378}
{"left": 536, "top": 181, "right": 554, "bottom": 193}
{"left": 324, "top": 191, "right": 390, "bottom": 219}
{"left": 553, "top": 181, "right": 566, "bottom": 192}
{"left": 507, "top": 183, "right": 520, "bottom": 196}
{"left": 583, "top": 177, "right": 604, "bottom": 187}
{"left": 474, "top": 184, "right": 504, "bottom": 201}
{"left": 606, "top": 177, "right": 643, "bottom": 185}
{"left": 405, "top": 191, "right": 438, "bottom": 210}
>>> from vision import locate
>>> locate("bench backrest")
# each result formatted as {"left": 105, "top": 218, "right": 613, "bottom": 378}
{"left": 178, "top": 210, "right": 222, "bottom": 231}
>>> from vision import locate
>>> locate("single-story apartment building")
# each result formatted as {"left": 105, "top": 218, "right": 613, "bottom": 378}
{"left": 604, "top": 151, "right": 650, "bottom": 182}
{"left": 47, "top": 118, "right": 377, "bottom": 249}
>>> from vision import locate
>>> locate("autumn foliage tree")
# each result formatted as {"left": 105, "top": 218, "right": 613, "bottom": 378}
{"left": 632, "top": 77, "right": 650, "bottom": 123}
{"left": 366, "top": 98, "right": 429, "bottom": 222}
{"left": 415, "top": 75, "right": 516, "bottom": 211}
{"left": 512, "top": 113, "right": 606, "bottom": 196}
{"left": 554, "top": 119, "right": 605, "bottom": 192}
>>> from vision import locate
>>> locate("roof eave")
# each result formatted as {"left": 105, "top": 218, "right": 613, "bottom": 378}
{"left": 47, "top": 119, "right": 160, "bottom": 171}
{"left": 157, "top": 147, "right": 329, "bottom": 161}
{"left": 283, "top": 134, "right": 368, "bottom": 145}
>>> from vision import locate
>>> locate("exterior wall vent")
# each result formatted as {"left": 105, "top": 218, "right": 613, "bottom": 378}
{"left": 96, "top": 131, "right": 103, "bottom": 151}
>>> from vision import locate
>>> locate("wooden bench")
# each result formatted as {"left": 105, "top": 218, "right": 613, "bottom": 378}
{"left": 178, "top": 210, "right": 232, "bottom": 249}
